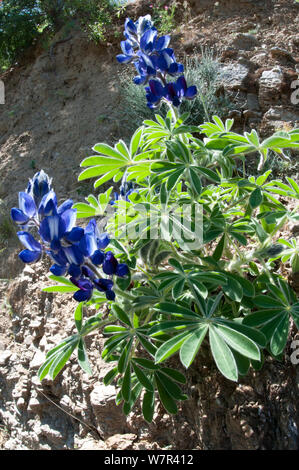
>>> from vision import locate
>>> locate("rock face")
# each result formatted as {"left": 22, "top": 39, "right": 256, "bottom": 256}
{"left": 258, "top": 66, "right": 285, "bottom": 110}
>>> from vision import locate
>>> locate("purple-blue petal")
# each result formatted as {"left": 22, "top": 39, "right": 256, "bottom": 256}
{"left": 97, "top": 233, "right": 110, "bottom": 250}
{"left": 185, "top": 85, "right": 197, "bottom": 99}
{"left": 105, "top": 290, "right": 116, "bottom": 301}
{"left": 18, "top": 192, "right": 37, "bottom": 219}
{"left": 68, "top": 263, "right": 82, "bottom": 279}
{"left": 57, "top": 199, "right": 73, "bottom": 214}
{"left": 60, "top": 209, "right": 76, "bottom": 233}
{"left": 63, "top": 245, "right": 84, "bottom": 266}
{"left": 73, "top": 289, "right": 92, "bottom": 302}
{"left": 39, "top": 215, "right": 66, "bottom": 243}
{"left": 116, "top": 263, "right": 129, "bottom": 277}
{"left": 116, "top": 54, "right": 133, "bottom": 64}
{"left": 50, "top": 264, "right": 67, "bottom": 276}
{"left": 17, "top": 231, "right": 42, "bottom": 252}
{"left": 64, "top": 226, "right": 84, "bottom": 243}
{"left": 90, "top": 249, "right": 104, "bottom": 266}
{"left": 102, "top": 251, "right": 118, "bottom": 275}
{"left": 125, "top": 18, "right": 137, "bottom": 35}
{"left": 19, "top": 249, "right": 41, "bottom": 264}
{"left": 154, "top": 35, "right": 170, "bottom": 51}
{"left": 94, "top": 278, "right": 114, "bottom": 292}
{"left": 11, "top": 208, "right": 29, "bottom": 225}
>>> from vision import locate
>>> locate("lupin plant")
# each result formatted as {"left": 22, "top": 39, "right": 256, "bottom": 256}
{"left": 11, "top": 15, "right": 299, "bottom": 422}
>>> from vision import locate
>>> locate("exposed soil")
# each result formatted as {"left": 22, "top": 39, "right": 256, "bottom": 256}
{"left": 0, "top": 0, "right": 298, "bottom": 450}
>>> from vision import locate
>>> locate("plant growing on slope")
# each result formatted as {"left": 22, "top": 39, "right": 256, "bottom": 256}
{"left": 11, "top": 15, "right": 299, "bottom": 421}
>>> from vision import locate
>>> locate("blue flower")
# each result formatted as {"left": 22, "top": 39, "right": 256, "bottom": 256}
{"left": 133, "top": 54, "right": 157, "bottom": 85}
{"left": 145, "top": 79, "right": 165, "bottom": 108}
{"left": 17, "top": 231, "right": 42, "bottom": 264}
{"left": 116, "top": 39, "right": 136, "bottom": 64}
{"left": 79, "top": 219, "right": 110, "bottom": 257}
{"left": 94, "top": 278, "right": 115, "bottom": 300}
{"left": 109, "top": 181, "right": 137, "bottom": 206}
{"left": 146, "top": 76, "right": 197, "bottom": 108}
{"left": 102, "top": 251, "right": 129, "bottom": 277}
{"left": 71, "top": 277, "right": 94, "bottom": 302}
{"left": 11, "top": 192, "right": 37, "bottom": 226}
{"left": 164, "top": 76, "right": 197, "bottom": 107}
{"left": 156, "top": 48, "right": 184, "bottom": 76}
{"left": 71, "top": 274, "right": 116, "bottom": 302}
{"left": 26, "top": 170, "right": 52, "bottom": 207}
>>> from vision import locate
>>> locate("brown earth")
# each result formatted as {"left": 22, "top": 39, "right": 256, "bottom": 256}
{"left": 0, "top": 0, "right": 298, "bottom": 450}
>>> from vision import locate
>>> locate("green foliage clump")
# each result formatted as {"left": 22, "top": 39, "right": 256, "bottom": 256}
{"left": 0, "top": 0, "right": 127, "bottom": 69}
{"left": 0, "top": 0, "right": 42, "bottom": 69}
{"left": 37, "top": 113, "right": 299, "bottom": 420}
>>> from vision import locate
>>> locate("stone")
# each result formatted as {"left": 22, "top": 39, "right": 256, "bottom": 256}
{"left": 90, "top": 383, "right": 128, "bottom": 438}
{"left": 258, "top": 66, "right": 284, "bottom": 109}
{"left": 270, "top": 47, "right": 296, "bottom": 64}
{"left": 251, "top": 52, "right": 268, "bottom": 67}
{"left": 27, "top": 396, "right": 44, "bottom": 413}
{"left": 105, "top": 433, "right": 137, "bottom": 450}
{"left": 30, "top": 349, "right": 46, "bottom": 369}
{"left": 231, "top": 33, "right": 259, "bottom": 51}
{"left": 79, "top": 438, "right": 106, "bottom": 450}
{"left": 0, "top": 350, "right": 12, "bottom": 366}
{"left": 219, "top": 63, "right": 249, "bottom": 91}
{"left": 247, "top": 93, "right": 260, "bottom": 111}
{"left": 263, "top": 106, "right": 299, "bottom": 123}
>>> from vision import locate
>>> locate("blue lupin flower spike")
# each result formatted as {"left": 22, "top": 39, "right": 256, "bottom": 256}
{"left": 11, "top": 171, "right": 130, "bottom": 303}
{"left": 116, "top": 15, "right": 197, "bottom": 108}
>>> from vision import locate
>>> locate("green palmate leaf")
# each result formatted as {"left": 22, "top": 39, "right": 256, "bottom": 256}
{"left": 232, "top": 350, "right": 250, "bottom": 376}
{"left": 143, "top": 390, "right": 155, "bottom": 423}
{"left": 160, "top": 367, "right": 186, "bottom": 384}
{"left": 48, "top": 341, "right": 78, "bottom": 380}
{"left": 179, "top": 326, "right": 208, "bottom": 368}
{"left": 212, "top": 234, "right": 225, "bottom": 261}
{"left": 149, "top": 320, "right": 198, "bottom": 336}
{"left": 121, "top": 363, "right": 131, "bottom": 403}
{"left": 197, "top": 166, "right": 221, "bottom": 183}
{"left": 155, "top": 302, "right": 198, "bottom": 318}
{"left": 214, "top": 324, "right": 261, "bottom": 361}
{"left": 155, "top": 371, "right": 187, "bottom": 401}
{"left": 111, "top": 304, "right": 132, "bottom": 327}
{"left": 136, "top": 333, "right": 157, "bottom": 357}
{"left": 222, "top": 277, "right": 243, "bottom": 302}
{"left": 155, "top": 375, "right": 178, "bottom": 415}
{"left": 217, "top": 320, "right": 266, "bottom": 348}
{"left": 43, "top": 275, "right": 79, "bottom": 293}
{"left": 209, "top": 326, "right": 238, "bottom": 381}
{"left": 132, "top": 357, "right": 158, "bottom": 370}
{"left": 102, "top": 333, "right": 129, "bottom": 359}
{"left": 249, "top": 188, "right": 263, "bottom": 209}
{"left": 92, "top": 142, "right": 129, "bottom": 161}
{"left": 130, "top": 126, "right": 144, "bottom": 156}
{"left": 254, "top": 295, "right": 285, "bottom": 308}
{"left": 72, "top": 202, "right": 96, "bottom": 218}
{"left": 118, "top": 338, "right": 133, "bottom": 373}
{"left": 132, "top": 362, "right": 154, "bottom": 392}
{"left": 103, "top": 367, "right": 118, "bottom": 386}
{"left": 270, "top": 313, "right": 289, "bottom": 356}
{"left": 172, "top": 279, "right": 186, "bottom": 299}
{"left": 155, "top": 331, "right": 192, "bottom": 363}
{"left": 77, "top": 338, "right": 93, "bottom": 375}
{"left": 74, "top": 302, "right": 84, "bottom": 333}
{"left": 188, "top": 168, "right": 202, "bottom": 196}
{"left": 123, "top": 382, "right": 143, "bottom": 416}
